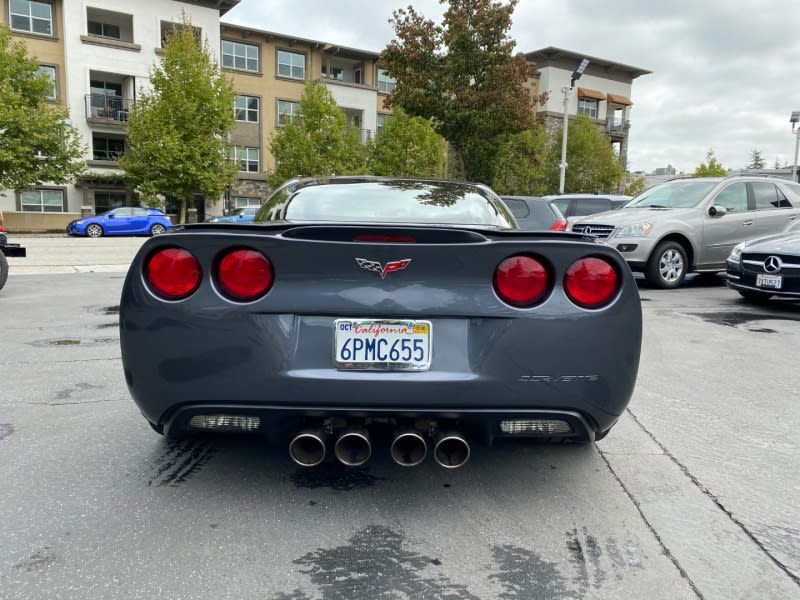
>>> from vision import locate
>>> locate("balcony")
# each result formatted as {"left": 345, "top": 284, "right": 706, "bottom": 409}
{"left": 606, "top": 119, "right": 630, "bottom": 135}
{"left": 85, "top": 94, "right": 133, "bottom": 126}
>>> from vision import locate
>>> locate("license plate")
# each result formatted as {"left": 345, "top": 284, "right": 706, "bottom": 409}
{"left": 756, "top": 274, "right": 782, "bottom": 289}
{"left": 334, "top": 319, "right": 432, "bottom": 371}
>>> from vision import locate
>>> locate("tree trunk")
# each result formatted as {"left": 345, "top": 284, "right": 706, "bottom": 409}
{"left": 179, "top": 198, "right": 187, "bottom": 224}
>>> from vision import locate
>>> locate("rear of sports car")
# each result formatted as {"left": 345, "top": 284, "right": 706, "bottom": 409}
{"left": 120, "top": 221, "right": 642, "bottom": 467}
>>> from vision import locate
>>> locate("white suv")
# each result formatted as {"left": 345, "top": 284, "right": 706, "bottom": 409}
{"left": 572, "top": 176, "right": 800, "bottom": 288}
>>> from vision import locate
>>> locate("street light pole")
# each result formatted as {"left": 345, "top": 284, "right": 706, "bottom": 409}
{"left": 792, "top": 111, "right": 800, "bottom": 182}
{"left": 558, "top": 86, "right": 571, "bottom": 194}
{"left": 558, "top": 58, "right": 589, "bottom": 195}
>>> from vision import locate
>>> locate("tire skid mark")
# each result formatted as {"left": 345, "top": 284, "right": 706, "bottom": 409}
{"left": 147, "top": 439, "right": 218, "bottom": 487}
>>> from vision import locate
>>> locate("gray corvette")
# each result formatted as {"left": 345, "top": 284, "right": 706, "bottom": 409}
{"left": 120, "top": 177, "right": 642, "bottom": 468}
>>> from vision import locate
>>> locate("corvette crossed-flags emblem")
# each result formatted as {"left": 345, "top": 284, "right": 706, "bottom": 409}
{"left": 355, "top": 258, "right": 412, "bottom": 279}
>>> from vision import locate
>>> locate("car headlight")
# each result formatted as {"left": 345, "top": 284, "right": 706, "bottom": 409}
{"left": 615, "top": 222, "right": 654, "bottom": 237}
{"left": 75, "top": 220, "right": 84, "bottom": 225}
{"left": 728, "top": 241, "right": 746, "bottom": 264}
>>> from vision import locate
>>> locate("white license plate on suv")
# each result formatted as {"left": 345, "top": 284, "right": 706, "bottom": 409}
{"left": 334, "top": 319, "right": 431, "bottom": 371}
{"left": 756, "top": 274, "right": 782, "bottom": 289}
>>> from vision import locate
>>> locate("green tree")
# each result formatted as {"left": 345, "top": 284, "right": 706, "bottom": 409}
{"left": 694, "top": 148, "right": 726, "bottom": 176}
{"left": 539, "top": 115, "right": 624, "bottom": 193}
{"left": 0, "top": 25, "right": 84, "bottom": 192}
{"left": 489, "top": 127, "right": 548, "bottom": 195}
{"left": 621, "top": 172, "right": 647, "bottom": 196}
{"left": 746, "top": 149, "right": 766, "bottom": 169}
{"left": 267, "top": 82, "right": 367, "bottom": 187}
{"left": 119, "top": 16, "right": 236, "bottom": 223}
{"left": 381, "top": 0, "right": 541, "bottom": 183}
{"left": 368, "top": 109, "right": 446, "bottom": 177}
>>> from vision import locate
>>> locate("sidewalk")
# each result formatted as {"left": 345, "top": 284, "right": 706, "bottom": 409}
{"left": 5, "top": 235, "right": 147, "bottom": 275}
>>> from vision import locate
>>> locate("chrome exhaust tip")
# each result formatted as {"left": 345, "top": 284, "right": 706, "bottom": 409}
{"left": 390, "top": 431, "right": 427, "bottom": 467}
{"left": 334, "top": 429, "right": 371, "bottom": 467}
{"left": 433, "top": 432, "right": 470, "bottom": 469}
{"left": 289, "top": 430, "right": 326, "bottom": 467}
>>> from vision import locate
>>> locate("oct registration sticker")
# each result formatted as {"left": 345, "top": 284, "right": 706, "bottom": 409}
{"left": 334, "top": 319, "right": 432, "bottom": 371}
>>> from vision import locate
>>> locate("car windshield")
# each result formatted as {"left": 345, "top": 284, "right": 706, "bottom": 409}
{"left": 625, "top": 180, "right": 719, "bottom": 209}
{"left": 264, "top": 180, "right": 515, "bottom": 228}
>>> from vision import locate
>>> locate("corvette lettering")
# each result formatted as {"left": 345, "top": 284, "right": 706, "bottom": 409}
{"left": 355, "top": 258, "right": 412, "bottom": 279}
{"left": 518, "top": 375, "right": 601, "bottom": 382}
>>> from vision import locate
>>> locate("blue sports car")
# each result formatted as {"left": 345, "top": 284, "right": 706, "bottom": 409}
{"left": 206, "top": 206, "right": 260, "bottom": 223}
{"left": 120, "top": 177, "right": 642, "bottom": 469}
{"left": 67, "top": 207, "right": 173, "bottom": 237}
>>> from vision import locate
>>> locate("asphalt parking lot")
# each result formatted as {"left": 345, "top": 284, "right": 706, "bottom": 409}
{"left": 1, "top": 236, "right": 799, "bottom": 600}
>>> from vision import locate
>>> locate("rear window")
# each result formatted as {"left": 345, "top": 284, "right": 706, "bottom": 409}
{"left": 264, "top": 180, "right": 515, "bottom": 228}
{"left": 572, "top": 198, "right": 611, "bottom": 216}
{"left": 500, "top": 198, "right": 530, "bottom": 219}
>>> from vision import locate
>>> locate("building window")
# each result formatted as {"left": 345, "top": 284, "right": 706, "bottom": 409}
{"left": 38, "top": 65, "right": 56, "bottom": 100}
{"left": 321, "top": 64, "right": 344, "bottom": 81}
{"left": 88, "top": 20, "right": 120, "bottom": 39}
{"left": 577, "top": 98, "right": 599, "bottom": 118}
{"left": 234, "top": 95, "right": 259, "bottom": 122}
{"left": 376, "top": 113, "right": 391, "bottom": 133}
{"left": 278, "top": 50, "right": 305, "bottom": 80}
{"left": 94, "top": 192, "right": 127, "bottom": 213}
{"left": 222, "top": 40, "right": 259, "bottom": 72}
{"left": 20, "top": 189, "right": 64, "bottom": 212}
{"left": 92, "top": 134, "right": 125, "bottom": 161}
{"left": 232, "top": 196, "right": 261, "bottom": 209}
{"left": 377, "top": 69, "right": 396, "bottom": 94}
{"left": 277, "top": 100, "right": 299, "bottom": 125}
{"left": 231, "top": 146, "right": 260, "bottom": 173}
{"left": 10, "top": 0, "right": 52, "bottom": 35}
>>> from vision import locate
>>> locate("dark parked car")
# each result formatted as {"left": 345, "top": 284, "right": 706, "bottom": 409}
{"left": 66, "top": 207, "right": 172, "bottom": 237}
{"left": 544, "top": 193, "right": 631, "bottom": 228}
{"left": 499, "top": 196, "right": 568, "bottom": 231}
{"left": 726, "top": 231, "right": 800, "bottom": 302}
{"left": 0, "top": 211, "right": 26, "bottom": 291}
{"left": 206, "top": 206, "right": 260, "bottom": 223}
{"left": 120, "top": 177, "right": 642, "bottom": 469}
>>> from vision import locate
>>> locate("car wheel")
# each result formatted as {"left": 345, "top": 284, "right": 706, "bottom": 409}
{"left": 737, "top": 289, "right": 772, "bottom": 303}
{"left": 645, "top": 241, "right": 687, "bottom": 289}
{"left": 0, "top": 251, "right": 8, "bottom": 291}
{"left": 86, "top": 224, "right": 104, "bottom": 238}
{"left": 150, "top": 224, "right": 166, "bottom": 236}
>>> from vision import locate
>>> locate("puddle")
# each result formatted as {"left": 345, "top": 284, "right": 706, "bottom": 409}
{"left": 677, "top": 310, "right": 800, "bottom": 334}
{"left": 31, "top": 337, "right": 118, "bottom": 347}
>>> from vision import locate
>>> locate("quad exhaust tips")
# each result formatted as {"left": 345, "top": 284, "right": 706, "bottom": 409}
{"left": 334, "top": 429, "right": 372, "bottom": 467}
{"left": 289, "top": 429, "right": 327, "bottom": 467}
{"left": 433, "top": 431, "right": 471, "bottom": 469}
{"left": 390, "top": 431, "right": 428, "bottom": 467}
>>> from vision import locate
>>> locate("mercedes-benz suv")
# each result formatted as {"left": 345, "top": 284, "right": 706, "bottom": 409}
{"left": 572, "top": 176, "right": 800, "bottom": 288}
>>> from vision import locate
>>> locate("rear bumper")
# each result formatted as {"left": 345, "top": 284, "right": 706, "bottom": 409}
{"left": 160, "top": 403, "right": 602, "bottom": 443}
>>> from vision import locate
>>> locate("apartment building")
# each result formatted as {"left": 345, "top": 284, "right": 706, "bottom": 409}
{"left": 1, "top": 0, "right": 238, "bottom": 230}
{"left": 219, "top": 23, "right": 391, "bottom": 211}
{"left": 526, "top": 47, "right": 651, "bottom": 170}
{"left": 2, "top": 2, "right": 648, "bottom": 231}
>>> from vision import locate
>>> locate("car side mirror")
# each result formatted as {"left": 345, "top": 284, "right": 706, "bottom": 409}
{"left": 709, "top": 205, "right": 727, "bottom": 217}
{"left": 107, "top": 213, "right": 116, "bottom": 218}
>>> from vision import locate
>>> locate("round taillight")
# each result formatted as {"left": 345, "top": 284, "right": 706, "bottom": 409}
{"left": 564, "top": 257, "right": 618, "bottom": 308}
{"left": 493, "top": 255, "right": 549, "bottom": 307}
{"left": 145, "top": 248, "right": 201, "bottom": 300}
{"left": 216, "top": 249, "right": 273, "bottom": 302}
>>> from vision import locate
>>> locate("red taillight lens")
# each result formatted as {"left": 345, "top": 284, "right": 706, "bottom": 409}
{"left": 550, "top": 219, "right": 568, "bottom": 232}
{"left": 216, "top": 249, "right": 273, "bottom": 302}
{"left": 493, "top": 255, "right": 549, "bottom": 307}
{"left": 145, "top": 248, "right": 201, "bottom": 300}
{"left": 564, "top": 257, "right": 619, "bottom": 308}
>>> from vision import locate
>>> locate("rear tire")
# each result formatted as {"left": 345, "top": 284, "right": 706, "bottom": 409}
{"left": 150, "top": 224, "right": 166, "bottom": 236}
{"left": 646, "top": 241, "right": 687, "bottom": 289}
{"left": 0, "top": 250, "right": 8, "bottom": 291}
{"left": 737, "top": 289, "right": 772, "bottom": 303}
{"left": 86, "top": 223, "right": 104, "bottom": 238}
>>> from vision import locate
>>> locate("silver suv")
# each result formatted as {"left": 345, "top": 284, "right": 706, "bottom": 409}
{"left": 572, "top": 176, "right": 800, "bottom": 288}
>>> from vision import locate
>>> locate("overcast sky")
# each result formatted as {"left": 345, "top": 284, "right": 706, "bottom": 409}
{"left": 221, "top": 0, "right": 800, "bottom": 175}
